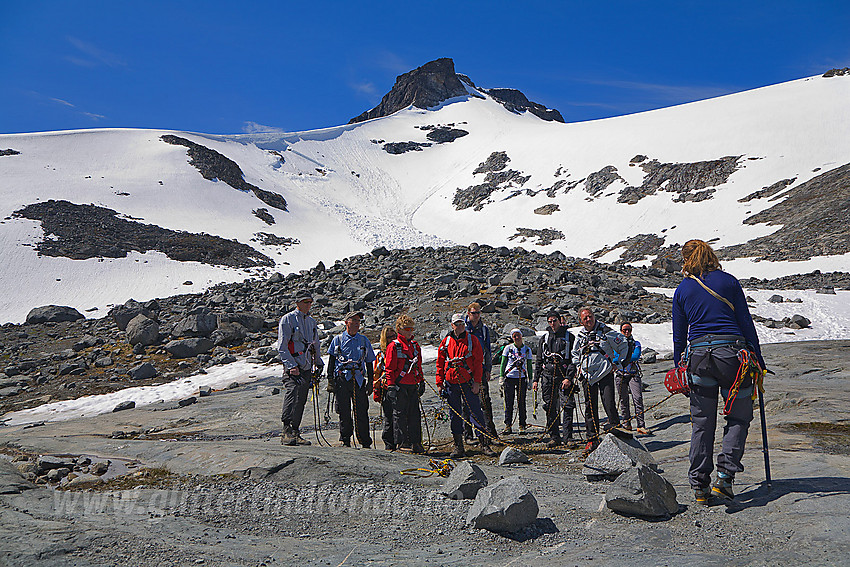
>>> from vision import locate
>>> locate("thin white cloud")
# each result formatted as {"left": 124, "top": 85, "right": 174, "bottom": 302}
{"left": 373, "top": 51, "right": 411, "bottom": 74}
{"left": 66, "top": 36, "right": 126, "bottom": 68}
{"left": 242, "top": 121, "right": 285, "bottom": 134}
{"left": 349, "top": 81, "right": 377, "bottom": 95}
{"left": 81, "top": 112, "right": 106, "bottom": 121}
{"left": 49, "top": 97, "right": 75, "bottom": 108}
{"left": 575, "top": 77, "right": 734, "bottom": 102}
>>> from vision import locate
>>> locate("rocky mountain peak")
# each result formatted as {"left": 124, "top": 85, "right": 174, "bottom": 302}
{"left": 349, "top": 57, "right": 564, "bottom": 124}
{"left": 349, "top": 58, "right": 468, "bottom": 124}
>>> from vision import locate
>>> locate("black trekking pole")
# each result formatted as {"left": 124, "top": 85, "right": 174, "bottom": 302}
{"left": 758, "top": 370, "right": 773, "bottom": 489}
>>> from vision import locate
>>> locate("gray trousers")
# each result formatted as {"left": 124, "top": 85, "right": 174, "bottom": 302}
{"left": 281, "top": 370, "right": 311, "bottom": 432}
{"left": 687, "top": 342, "right": 754, "bottom": 489}
{"left": 615, "top": 371, "right": 645, "bottom": 428}
{"left": 584, "top": 372, "right": 619, "bottom": 438}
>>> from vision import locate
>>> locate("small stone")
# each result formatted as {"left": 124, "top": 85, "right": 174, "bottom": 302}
{"left": 605, "top": 464, "right": 678, "bottom": 517}
{"left": 466, "top": 476, "right": 539, "bottom": 532}
{"left": 198, "top": 386, "right": 212, "bottom": 397}
{"left": 177, "top": 396, "right": 197, "bottom": 407}
{"left": 440, "top": 461, "right": 488, "bottom": 500}
{"left": 499, "top": 447, "right": 531, "bottom": 465}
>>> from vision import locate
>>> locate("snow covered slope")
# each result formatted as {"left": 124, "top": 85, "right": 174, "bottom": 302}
{"left": 1, "top": 72, "right": 849, "bottom": 323}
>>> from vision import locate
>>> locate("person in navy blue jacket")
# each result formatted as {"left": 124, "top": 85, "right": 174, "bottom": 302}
{"left": 672, "top": 239, "right": 766, "bottom": 504}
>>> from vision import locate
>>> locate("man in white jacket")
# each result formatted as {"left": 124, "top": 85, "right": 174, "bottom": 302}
{"left": 572, "top": 307, "right": 629, "bottom": 442}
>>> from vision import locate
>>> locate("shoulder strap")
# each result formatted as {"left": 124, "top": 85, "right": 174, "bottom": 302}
{"left": 688, "top": 274, "right": 735, "bottom": 312}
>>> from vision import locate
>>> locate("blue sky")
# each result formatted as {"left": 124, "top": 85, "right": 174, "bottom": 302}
{"left": 1, "top": 1, "right": 848, "bottom": 134}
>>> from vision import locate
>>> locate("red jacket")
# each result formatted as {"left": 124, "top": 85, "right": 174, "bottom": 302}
{"left": 385, "top": 335, "right": 423, "bottom": 386}
{"left": 436, "top": 331, "right": 483, "bottom": 387}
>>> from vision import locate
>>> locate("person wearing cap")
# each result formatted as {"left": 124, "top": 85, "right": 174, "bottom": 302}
{"left": 277, "top": 290, "right": 324, "bottom": 446}
{"left": 384, "top": 314, "right": 426, "bottom": 453}
{"left": 499, "top": 328, "right": 533, "bottom": 434}
{"left": 612, "top": 322, "right": 650, "bottom": 435}
{"left": 464, "top": 302, "right": 498, "bottom": 440}
{"left": 437, "top": 313, "right": 497, "bottom": 458}
{"left": 534, "top": 310, "right": 577, "bottom": 448}
{"left": 327, "top": 311, "right": 376, "bottom": 448}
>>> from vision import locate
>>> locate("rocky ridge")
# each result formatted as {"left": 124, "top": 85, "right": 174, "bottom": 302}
{"left": 13, "top": 200, "right": 274, "bottom": 268}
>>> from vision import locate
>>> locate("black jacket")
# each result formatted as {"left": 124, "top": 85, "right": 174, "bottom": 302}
{"left": 534, "top": 326, "right": 576, "bottom": 381}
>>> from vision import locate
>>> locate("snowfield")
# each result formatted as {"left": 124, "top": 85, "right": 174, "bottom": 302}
{"left": 1, "top": 73, "right": 848, "bottom": 323}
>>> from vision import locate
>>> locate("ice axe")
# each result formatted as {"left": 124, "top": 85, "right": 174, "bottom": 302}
{"left": 759, "top": 369, "right": 774, "bottom": 489}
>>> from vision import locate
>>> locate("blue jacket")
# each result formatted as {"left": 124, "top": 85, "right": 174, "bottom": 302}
{"left": 672, "top": 270, "right": 764, "bottom": 368}
{"left": 328, "top": 331, "right": 376, "bottom": 387}
{"left": 465, "top": 317, "right": 492, "bottom": 375}
{"left": 613, "top": 338, "right": 641, "bottom": 374}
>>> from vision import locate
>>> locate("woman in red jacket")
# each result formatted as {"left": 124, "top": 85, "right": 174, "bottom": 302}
{"left": 384, "top": 314, "right": 425, "bottom": 453}
{"left": 437, "top": 313, "right": 496, "bottom": 458}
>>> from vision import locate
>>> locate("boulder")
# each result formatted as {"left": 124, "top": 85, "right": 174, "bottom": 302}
{"left": 499, "top": 446, "right": 531, "bottom": 465}
{"left": 440, "top": 461, "right": 488, "bottom": 500}
{"left": 25, "top": 305, "right": 84, "bottom": 324}
{"left": 128, "top": 362, "right": 157, "bottom": 380}
{"left": 110, "top": 299, "right": 153, "bottom": 331}
{"left": 0, "top": 461, "right": 35, "bottom": 494}
{"left": 501, "top": 269, "right": 521, "bottom": 286}
{"left": 768, "top": 294, "right": 784, "bottom": 303}
{"left": 126, "top": 314, "right": 160, "bottom": 346}
{"left": 36, "top": 455, "right": 74, "bottom": 473}
{"left": 515, "top": 304, "right": 536, "bottom": 319}
{"left": 112, "top": 400, "right": 136, "bottom": 412}
{"left": 790, "top": 314, "right": 811, "bottom": 328}
{"left": 198, "top": 385, "right": 212, "bottom": 397}
{"left": 172, "top": 309, "right": 218, "bottom": 338}
{"left": 640, "top": 349, "right": 657, "bottom": 364}
{"left": 165, "top": 338, "right": 214, "bottom": 358}
{"left": 817, "top": 286, "right": 836, "bottom": 295}
{"left": 605, "top": 464, "right": 679, "bottom": 518}
{"left": 466, "top": 476, "right": 539, "bottom": 533}
{"left": 582, "top": 433, "right": 657, "bottom": 480}
{"left": 177, "top": 396, "right": 197, "bottom": 407}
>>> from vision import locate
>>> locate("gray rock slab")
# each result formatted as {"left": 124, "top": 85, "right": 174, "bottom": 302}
{"left": 0, "top": 460, "right": 35, "bottom": 494}
{"left": 128, "top": 362, "right": 157, "bottom": 380}
{"left": 466, "top": 476, "right": 539, "bottom": 532}
{"left": 440, "top": 461, "right": 487, "bottom": 500}
{"left": 126, "top": 314, "right": 160, "bottom": 346}
{"left": 113, "top": 400, "right": 136, "bottom": 412}
{"left": 25, "top": 305, "right": 84, "bottom": 324}
{"left": 605, "top": 464, "right": 679, "bottom": 518}
{"left": 582, "top": 433, "right": 656, "bottom": 479}
{"left": 165, "top": 337, "right": 214, "bottom": 358}
{"left": 499, "top": 446, "right": 531, "bottom": 465}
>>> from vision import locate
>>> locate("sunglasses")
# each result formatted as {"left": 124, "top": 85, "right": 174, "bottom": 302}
{"left": 547, "top": 319, "right": 559, "bottom": 324}
{"left": 403, "top": 326, "right": 415, "bottom": 331}
{"left": 468, "top": 311, "right": 481, "bottom": 315}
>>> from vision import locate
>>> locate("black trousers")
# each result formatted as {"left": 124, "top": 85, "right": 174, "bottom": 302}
{"left": 281, "top": 370, "right": 311, "bottom": 432}
{"left": 335, "top": 378, "right": 371, "bottom": 447}
{"left": 503, "top": 377, "right": 528, "bottom": 427}
{"left": 392, "top": 383, "right": 422, "bottom": 447}
{"left": 380, "top": 394, "right": 395, "bottom": 449}
{"left": 584, "top": 372, "right": 619, "bottom": 438}
{"left": 540, "top": 374, "right": 561, "bottom": 441}
{"left": 560, "top": 387, "right": 577, "bottom": 440}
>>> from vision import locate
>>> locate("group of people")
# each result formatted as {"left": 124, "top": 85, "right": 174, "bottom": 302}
{"left": 277, "top": 239, "right": 766, "bottom": 505}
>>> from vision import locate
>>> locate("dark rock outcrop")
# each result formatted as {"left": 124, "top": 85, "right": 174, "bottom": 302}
{"left": 473, "top": 151, "right": 509, "bottom": 174}
{"left": 508, "top": 228, "right": 564, "bottom": 246}
{"left": 382, "top": 141, "right": 432, "bottom": 155}
{"left": 425, "top": 127, "right": 469, "bottom": 143}
{"left": 720, "top": 163, "right": 850, "bottom": 261}
{"left": 585, "top": 165, "right": 625, "bottom": 197}
{"left": 252, "top": 208, "right": 275, "bottom": 225}
{"left": 14, "top": 200, "right": 274, "bottom": 268}
{"left": 592, "top": 234, "right": 666, "bottom": 263}
{"left": 349, "top": 58, "right": 468, "bottom": 124}
{"left": 454, "top": 152, "right": 531, "bottom": 211}
{"left": 618, "top": 155, "right": 742, "bottom": 204}
{"left": 0, "top": 149, "right": 21, "bottom": 156}
{"left": 739, "top": 178, "right": 796, "bottom": 203}
{"left": 161, "top": 135, "right": 287, "bottom": 211}
{"left": 823, "top": 68, "right": 849, "bottom": 77}
{"left": 487, "top": 88, "right": 564, "bottom": 123}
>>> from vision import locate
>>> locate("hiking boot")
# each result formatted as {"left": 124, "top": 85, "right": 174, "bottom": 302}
{"left": 479, "top": 441, "right": 497, "bottom": 457}
{"left": 712, "top": 475, "right": 735, "bottom": 500}
{"left": 340, "top": 439, "right": 351, "bottom": 448}
{"left": 280, "top": 425, "right": 296, "bottom": 446}
{"left": 622, "top": 420, "right": 633, "bottom": 431}
{"left": 580, "top": 440, "right": 599, "bottom": 461}
{"left": 398, "top": 444, "right": 413, "bottom": 453}
{"left": 518, "top": 424, "right": 528, "bottom": 433}
{"left": 546, "top": 438, "right": 562, "bottom": 448}
{"left": 502, "top": 425, "right": 513, "bottom": 435}
{"left": 294, "top": 434, "right": 311, "bottom": 446}
{"left": 564, "top": 438, "right": 579, "bottom": 449}
{"left": 412, "top": 443, "right": 425, "bottom": 454}
{"left": 384, "top": 444, "right": 396, "bottom": 452}
{"left": 450, "top": 434, "right": 465, "bottom": 458}
{"left": 694, "top": 486, "right": 712, "bottom": 504}
{"left": 636, "top": 427, "right": 652, "bottom": 435}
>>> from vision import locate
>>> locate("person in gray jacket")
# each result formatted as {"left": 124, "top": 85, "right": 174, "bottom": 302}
{"left": 572, "top": 307, "right": 629, "bottom": 444}
{"left": 277, "top": 291, "right": 324, "bottom": 446}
